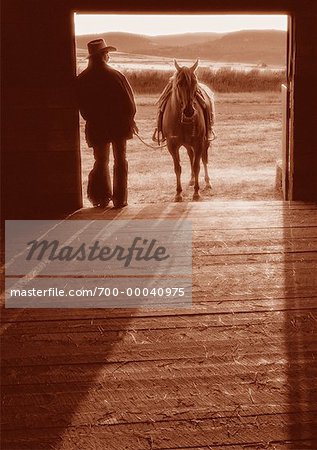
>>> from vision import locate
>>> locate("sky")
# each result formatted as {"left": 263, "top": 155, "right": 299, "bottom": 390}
{"left": 74, "top": 14, "right": 288, "bottom": 36}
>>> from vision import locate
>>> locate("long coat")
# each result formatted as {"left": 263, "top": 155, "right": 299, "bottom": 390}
{"left": 77, "top": 63, "right": 136, "bottom": 146}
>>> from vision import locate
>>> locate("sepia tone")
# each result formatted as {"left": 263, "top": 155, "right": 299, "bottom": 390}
{"left": 1, "top": 0, "right": 317, "bottom": 449}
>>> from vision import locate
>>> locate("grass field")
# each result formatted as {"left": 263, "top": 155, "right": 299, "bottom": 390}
{"left": 78, "top": 59, "right": 285, "bottom": 93}
{"left": 79, "top": 91, "right": 282, "bottom": 206}
{"left": 126, "top": 67, "right": 285, "bottom": 94}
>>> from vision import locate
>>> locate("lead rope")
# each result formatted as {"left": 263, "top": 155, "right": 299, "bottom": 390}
{"left": 133, "top": 130, "right": 167, "bottom": 150}
{"left": 134, "top": 129, "right": 217, "bottom": 149}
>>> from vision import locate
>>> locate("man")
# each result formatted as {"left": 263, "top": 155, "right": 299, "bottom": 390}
{"left": 77, "top": 38, "right": 137, "bottom": 208}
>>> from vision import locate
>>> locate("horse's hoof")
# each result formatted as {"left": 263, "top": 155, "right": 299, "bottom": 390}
{"left": 175, "top": 194, "right": 183, "bottom": 202}
{"left": 193, "top": 192, "right": 201, "bottom": 201}
{"left": 204, "top": 183, "right": 212, "bottom": 190}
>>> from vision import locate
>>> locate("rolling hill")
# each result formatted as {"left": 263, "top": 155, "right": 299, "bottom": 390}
{"left": 76, "top": 30, "right": 286, "bottom": 66}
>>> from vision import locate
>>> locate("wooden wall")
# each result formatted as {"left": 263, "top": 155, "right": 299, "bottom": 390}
{"left": 2, "top": 2, "right": 82, "bottom": 218}
{"left": 290, "top": 9, "right": 317, "bottom": 200}
{"left": 1, "top": 0, "right": 317, "bottom": 219}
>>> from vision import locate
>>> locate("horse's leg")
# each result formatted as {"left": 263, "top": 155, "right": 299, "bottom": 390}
{"left": 168, "top": 141, "right": 182, "bottom": 202}
{"left": 186, "top": 146, "right": 195, "bottom": 186}
{"left": 192, "top": 146, "right": 203, "bottom": 201}
{"left": 202, "top": 141, "right": 212, "bottom": 190}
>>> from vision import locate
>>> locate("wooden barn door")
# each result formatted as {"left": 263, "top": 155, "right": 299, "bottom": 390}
{"left": 280, "top": 16, "right": 293, "bottom": 201}
{"left": 281, "top": 84, "right": 290, "bottom": 200}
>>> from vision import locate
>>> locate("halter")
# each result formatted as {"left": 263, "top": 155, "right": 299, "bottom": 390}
{"left": 181, "top": 109, "right": 197, "bottom": 124}
{"left": 174, "top": 68, "right": 198, "bottom": 124}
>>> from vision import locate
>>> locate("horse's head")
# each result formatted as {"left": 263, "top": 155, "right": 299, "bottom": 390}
{"left": 173, "top": 59, "right": 199, "bottom": 118}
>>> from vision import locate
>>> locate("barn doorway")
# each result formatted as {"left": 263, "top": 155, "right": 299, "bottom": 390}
{"left": 74, "top": 14, "right": 289, "bottom": 207}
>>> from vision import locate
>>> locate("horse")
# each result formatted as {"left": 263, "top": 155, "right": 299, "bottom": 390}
{"left": 160, "top": 59, "right": 214, "bottom": 201}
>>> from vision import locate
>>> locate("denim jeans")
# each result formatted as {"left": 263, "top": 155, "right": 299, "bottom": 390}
{"left": 87, "top": 139, "right": 128, "bottom": 207}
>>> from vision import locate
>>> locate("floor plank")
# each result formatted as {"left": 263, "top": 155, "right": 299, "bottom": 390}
{"left": 2, "top": 201, "right": 317, "bottom": 449}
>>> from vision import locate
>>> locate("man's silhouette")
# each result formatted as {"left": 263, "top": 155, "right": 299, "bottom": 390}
{"left": 77, "top": 39, "right": 137, "bottom": 208}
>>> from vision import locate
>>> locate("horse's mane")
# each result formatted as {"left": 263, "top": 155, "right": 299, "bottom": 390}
{"left": 172, "top": 68, "right": 198, "bottom": 86}
{"left": 157, "top": 68, "right": 199, "bottom": 107}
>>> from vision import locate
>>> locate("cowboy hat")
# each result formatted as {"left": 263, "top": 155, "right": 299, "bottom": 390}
{"left": 86, "top": 38, "right": 117, "bottom": 58}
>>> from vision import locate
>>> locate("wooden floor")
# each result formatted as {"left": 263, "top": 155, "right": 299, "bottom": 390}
{"left": 2, "top": 201, "right": 317, "bottom": 449}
